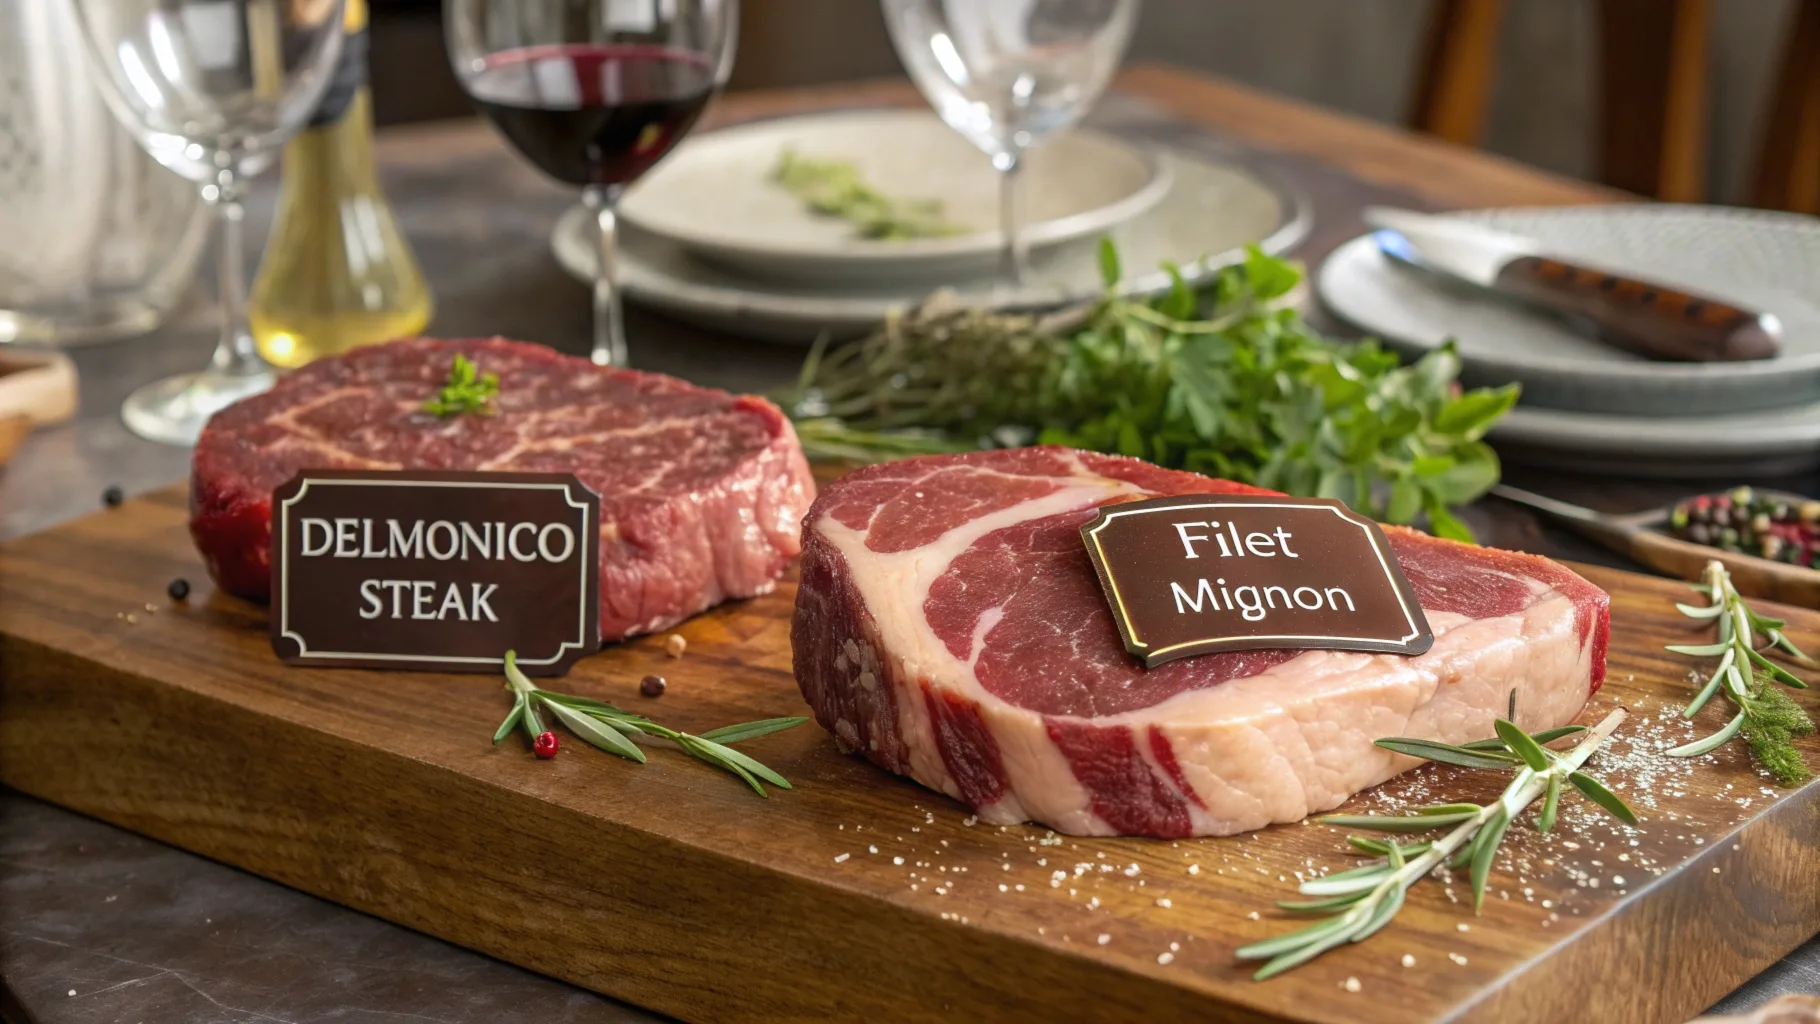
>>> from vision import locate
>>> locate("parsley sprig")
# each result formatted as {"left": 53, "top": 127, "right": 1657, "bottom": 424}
{"left": 782, "top": 243, "right": 1518, "bottom": 541}
{"left": 423, "top": 354, "right": 499, "bottom": 418}
{"left": 494, "top": 651, "right": 808, "bottom": 796}
{"left": 1664, "top": 560, "right": 1816, "bottom": 784}
{"left": 1237, "top": 705, "right": 1634, "bottom": 980}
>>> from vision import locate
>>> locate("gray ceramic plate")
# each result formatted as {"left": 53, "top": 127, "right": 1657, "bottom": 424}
{"left": 1490, "top": 400, "right": 1820, "bottom": 478}
{"left": 554, "top": 149, "right": 1310, "bottom": 344}
{"left": 618, "top": 110, "right": 1173, "bottom": 287}
{"left": 1317, "top": 205, "right": 1820, "bottom": 417}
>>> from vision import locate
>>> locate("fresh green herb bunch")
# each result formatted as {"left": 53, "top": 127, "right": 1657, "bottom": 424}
{"left": 1236, "top": 706, "right": 1633, "bottom": 980}
{"left": 771, "top": 147, "right": 963, "bottom": 240}
{"left": 1664, "top": 560, "right": 1816, "bottom": 784}
{"left": 494, "top": 651, "right": 808, "bottom": 796}
{"left": 423, "top": 354, "right": 499, "bottom": 418}
{"left": 783, "top": 243, "right": 1519, "bottom": 540}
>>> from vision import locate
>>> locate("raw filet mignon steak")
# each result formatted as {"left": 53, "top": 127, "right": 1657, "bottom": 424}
{"left": 191, "top": 338, "right": 815, "bottom": 641}
{"left": 792, "top": 448, "right": 1608, "bottom": 838}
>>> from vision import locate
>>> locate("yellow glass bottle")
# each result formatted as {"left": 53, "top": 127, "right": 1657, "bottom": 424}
{"left": 250, "top": 0, "right": 432, "bottom": 368}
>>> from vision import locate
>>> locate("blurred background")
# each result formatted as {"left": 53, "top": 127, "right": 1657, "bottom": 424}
{"left": 366, "top": 0, "right": 1815, "bottom": 209}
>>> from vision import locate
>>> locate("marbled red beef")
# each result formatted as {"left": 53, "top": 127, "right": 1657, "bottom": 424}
{"left": 793, "top": 448, "right": 1609, "bottom": 838}
{"left": 190, "top": 337, "right": 814, "bottom": 641}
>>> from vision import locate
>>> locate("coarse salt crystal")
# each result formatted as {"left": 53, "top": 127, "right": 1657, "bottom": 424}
{"left": 1456, "top": 923, "right": 1469, "bottom": 932}
{"left": 869, "top": 845, "right": 878, "bottom": 854}
{"left": 1097, "top": 934, "right": 1111, "bottom": 946}
{"left": 664, "top": 634, "right": 687, "bottom": 657}
{"left": 1188, "top": 864, "right": 1200, "bottom": 875}
{"left": 1402, "top": 954, "right": 1416, "bottom": 968}
{"left": 1155, "top": 898, "right": 1172, "bottom": 909}
{"left": 833, "top": 853, "right": 850, "bottom": 863}
{"left": 1342, "top": 977, "right": 1361, "bottom": 993}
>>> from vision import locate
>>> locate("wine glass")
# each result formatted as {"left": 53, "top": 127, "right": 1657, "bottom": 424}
{"left": 882, "top": 0, "right": 1139, "bottom": 285}
{"left": 70, "top": 0, "right": 348, "bottom": 445}
{"left": 446, "top": 0, "right": 739, "bottom": 368}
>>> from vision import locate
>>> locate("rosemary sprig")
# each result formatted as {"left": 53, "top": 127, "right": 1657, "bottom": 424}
{"left": 423, "top": 354, "right": 499, "bottom": 418}
{"left": 494, "top": 651, "right": 808, "bottom": 796}
{"left": 771, "top": 147, "right": 964, "bottom": 240}
{"left": 1664, "top": 560, "right": 1815, "bottom": 784}
{"left": 1236, "top": 707, "right": 1633, "bottom": 980}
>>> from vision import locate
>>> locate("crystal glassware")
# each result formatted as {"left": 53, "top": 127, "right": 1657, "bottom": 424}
{"left": 882, "top": 0, "right": 1140, "bottom": 284}
{"left": 70, "top": 0, "right": 348, "bottom": 445}
{"left": 0, "top": 0, "right": 210, "bottom": 346}
{"left": 446, "top": 0, "right": 738, "bottom": 368}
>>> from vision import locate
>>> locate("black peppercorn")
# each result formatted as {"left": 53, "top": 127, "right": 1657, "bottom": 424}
{"left": 167, "top": 578, "right": 191, "bottom": 601}
{"left": 639, "top": 674, "right": 666, "bottom": 698}
{"left": 102, "top": 485, "right": 125, "bottom": 508}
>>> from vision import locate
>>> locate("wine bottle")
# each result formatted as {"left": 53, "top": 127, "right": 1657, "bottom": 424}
{"left": 250, "top": 0, "right": 432, "bottom": 368}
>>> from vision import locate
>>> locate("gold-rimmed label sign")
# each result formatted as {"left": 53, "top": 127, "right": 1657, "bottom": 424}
{"left": 1079, "top": 495, "right": 1433, "bottom": 668}
{"left": 269, "top": 470, "right": 600, "bottom": 675}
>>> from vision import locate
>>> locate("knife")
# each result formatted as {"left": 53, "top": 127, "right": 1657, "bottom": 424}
{"left": 1363, "top": 206, "right": 1782, "bottom": 362}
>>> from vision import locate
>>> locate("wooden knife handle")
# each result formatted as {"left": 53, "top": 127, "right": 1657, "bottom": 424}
{"left": 1492, "top": 255, "right": 1780, "bottom": 362}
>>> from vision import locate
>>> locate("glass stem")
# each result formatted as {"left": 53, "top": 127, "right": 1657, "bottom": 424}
{"left": 584, "top": 183, "right": 628, "bottom": 367}
{"left": 207, "top": 171, "right": 268, "bottom": 380}
{"left": 995, "top": 151, "right": 1028, "bottom": 285}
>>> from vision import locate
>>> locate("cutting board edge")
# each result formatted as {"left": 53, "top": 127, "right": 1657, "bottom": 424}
{"left": 1, "top": 632, "right": 1317, "bottom": 1024}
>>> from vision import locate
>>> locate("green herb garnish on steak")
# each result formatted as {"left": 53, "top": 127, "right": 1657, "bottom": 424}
{"left": 423, "top": 354, "right": 499, "bottom": 418}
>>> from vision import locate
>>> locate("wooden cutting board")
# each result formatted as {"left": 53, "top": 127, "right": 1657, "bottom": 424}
{"left": 1, "top": 484, "right": 1816, "bottom": 1024}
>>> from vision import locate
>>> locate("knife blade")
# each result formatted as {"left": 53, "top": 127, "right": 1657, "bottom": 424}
{"left": 1363, "top": 206, "right": 1782, "bottom": 363}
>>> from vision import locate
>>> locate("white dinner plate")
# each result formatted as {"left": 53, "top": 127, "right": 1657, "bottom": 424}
{"left": 555, "top": 149, "right": 1310, "bottom": 344}
{"left": 618, "top": 109, "right": 1174, "bottom": 287}
{"left": 1490, "top": 400, "right": 1820, "bottom": 478}
{"left": 1317, "top": 205, "right": 1820, "bottom": 417}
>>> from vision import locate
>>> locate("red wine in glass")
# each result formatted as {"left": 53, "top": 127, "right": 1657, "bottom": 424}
{"left": 468, "top": 45, "right": 715, "bottom": 187}
{"left": 448, "top": 0, "right": 736, "bottom": 369}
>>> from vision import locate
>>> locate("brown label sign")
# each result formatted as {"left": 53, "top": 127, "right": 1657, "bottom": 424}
{"left": 270, "top": 470, "right": 600, "bottom": 675}
{"left": 1080, "top": 495, "right": 1433, "bottom": 668}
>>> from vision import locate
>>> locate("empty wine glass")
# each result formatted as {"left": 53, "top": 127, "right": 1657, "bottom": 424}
{"left": 882, "top": 0, "right": 1139, "bottom": 284}
{"left": 446, "top": 0, "right": 739, "bottom": 368}
{"left": 71, "top": 0, "right": 347, "bottom": 445}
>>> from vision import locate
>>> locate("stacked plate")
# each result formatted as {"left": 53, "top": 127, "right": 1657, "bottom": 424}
{"left": 1317, "top": 205, "right": 1820, "bottom": 477}
{"left": 551, "top": 109, "right": 1310, "bottom": 344}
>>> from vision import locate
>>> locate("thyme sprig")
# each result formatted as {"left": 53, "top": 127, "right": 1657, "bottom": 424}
{"left": 1664, "top": 560, "right": 1815, "bottom": 784}
{"left": 1236, "top": 707, "right": 1633, "bottom": 980}
{"left": 494, "top": 651, "right": 808, "bottom": 796}
{"left": 423, "top": 354, "right": 499, "bottom": 418}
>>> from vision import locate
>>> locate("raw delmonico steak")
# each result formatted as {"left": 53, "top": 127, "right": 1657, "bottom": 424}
{"left": 792, "top": 448, "right": 1608, "bottom": 838}
{"left": 191, "top": 337, "right": 814, "bottom": 641}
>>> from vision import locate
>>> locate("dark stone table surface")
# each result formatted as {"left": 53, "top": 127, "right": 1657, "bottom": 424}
{"left": 2, "top": 71, "right": 1814, "bottom": 1023}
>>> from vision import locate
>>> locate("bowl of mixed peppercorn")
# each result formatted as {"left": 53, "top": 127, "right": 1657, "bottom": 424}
{"left": 1670, "top": 487, "right": 1820, "bottom": 566}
